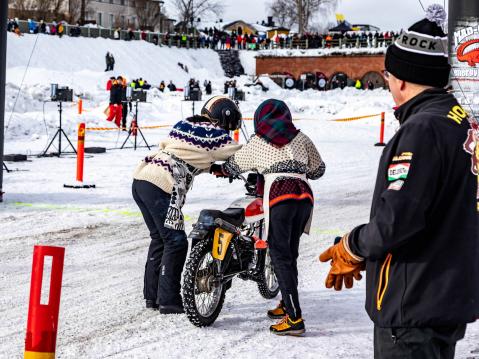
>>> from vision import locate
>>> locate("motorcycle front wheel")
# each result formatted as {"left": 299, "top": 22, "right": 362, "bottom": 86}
{"left": 183, "top": 238, "right": 226, "bottom": 327}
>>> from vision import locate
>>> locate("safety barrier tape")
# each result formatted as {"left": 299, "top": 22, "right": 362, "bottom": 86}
{"left": 244, "top": 115, "right": 385, "bottom": 122}
{"left": 242, "top": 117, "right": 306, "bottom": 121}
{"left": 83, "top": 112, "right": 384, "bottom": 132}
{"left": 330, "top": 113, "right": 383, "bottom": 122}
{"left": 85, "top": 124, "right": 171, "bottom": 131}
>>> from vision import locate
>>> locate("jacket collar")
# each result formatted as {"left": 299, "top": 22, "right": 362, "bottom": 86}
{"left": 394, "top": 88, "right": 448, "bottom": 125}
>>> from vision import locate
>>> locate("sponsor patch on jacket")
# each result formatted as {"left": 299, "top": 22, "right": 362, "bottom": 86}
{"left": 392, "top": 152, "right": 413, "bottom": 162}
{"left": 388, "top": 180, "right": 405, "bottom": 191}
{"left": 388, "top": 163, "right": 410, "bottom": 181}
{"left": 462, "top": 117, "right": 479, "bottom": 212}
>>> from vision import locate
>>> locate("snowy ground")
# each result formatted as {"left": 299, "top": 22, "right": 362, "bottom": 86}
{"left": 1, "top": 33, "right": 478, "bottom": 358}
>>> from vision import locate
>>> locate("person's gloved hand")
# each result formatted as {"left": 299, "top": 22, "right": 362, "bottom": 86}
{"left": 319, "top": 234, "right": 365, "bottom": 291}
{"left": 209, "top": 163, "right": 228, "bottom": 177}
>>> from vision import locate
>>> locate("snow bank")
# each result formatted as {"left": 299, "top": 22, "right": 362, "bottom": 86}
{"left": 6, "top": 32, "right": 224, "bottom": 88}
{"left": 238, "top": 51, "right": 257, "bottom": 76}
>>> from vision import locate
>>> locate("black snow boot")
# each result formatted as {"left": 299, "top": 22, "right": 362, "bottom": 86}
{"left": 146, "top": 300, "right": 159, "bottom": 310}
{"left": 159, "top": 304, "right": 185, "bottom": 314}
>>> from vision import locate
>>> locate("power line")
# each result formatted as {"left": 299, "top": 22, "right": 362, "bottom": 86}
{"left": 418, "top": 0, "right": 426, "bottom": 11}
{"left": 6, "top": 32, "right": 41, "bottom": 131}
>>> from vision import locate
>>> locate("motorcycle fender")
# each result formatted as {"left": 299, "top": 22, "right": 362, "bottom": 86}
{"left": 212, "top": 228, "right": 234, "bottom": 261}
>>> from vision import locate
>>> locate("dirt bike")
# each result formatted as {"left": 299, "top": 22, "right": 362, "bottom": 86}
{"left": 182, "top": 173, "right": 280, "bottom": 327}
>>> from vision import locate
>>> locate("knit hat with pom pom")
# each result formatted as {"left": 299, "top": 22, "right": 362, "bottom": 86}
{"left": 385, "top": 4, "right": 451, "bottom": 87}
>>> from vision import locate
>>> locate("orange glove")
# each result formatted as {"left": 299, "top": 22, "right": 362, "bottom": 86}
{"left": 319, "top": 234, "right": 365, "bottom": 291}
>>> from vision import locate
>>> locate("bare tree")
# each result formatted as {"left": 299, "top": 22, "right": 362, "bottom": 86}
{"left": 269, "top": 0, "right": 296, "bottom": 28}
{"left": 10, "top": 0, "right": 67, "bottom": 20}
{"left": 66, "top": 0, "right": 91, "bottom": 24}
{"left": 169, "top": 0, "right": 223, "bottom": 33}
{"left": 269, "top": 0, "right": 337, "bottom": 34}
{"left": 134, "top": 0, "right": 161, "bottom": 30}
{"left": 80, "top": 0, "right": 86, "bottom": 24}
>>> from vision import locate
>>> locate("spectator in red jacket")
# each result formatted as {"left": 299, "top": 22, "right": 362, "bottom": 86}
{"left": 106, "top": 76, "right": 123, "bottom": 127}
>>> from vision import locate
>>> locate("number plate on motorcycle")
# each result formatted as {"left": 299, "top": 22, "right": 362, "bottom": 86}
{"left": 212, "top": 228, "right": 233, "bottom": 261}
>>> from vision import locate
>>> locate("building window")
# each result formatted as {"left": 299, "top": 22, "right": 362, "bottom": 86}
{"left": 98, "top": 12, "right": 102, "bottom": 26}
{"left": 132, "top": 16, "right": 136, "bottom": 27}
{"left": 109, "top": 0, "right": 113, "bottom": 4}
{"left": 109, "top": 14, "right": 114, "bottom": 28}
{"left": 121, "top": 16, "right": 125, "bottom": 27}
{"left": 120, "top": 0, "right": 125, "bottom": 5}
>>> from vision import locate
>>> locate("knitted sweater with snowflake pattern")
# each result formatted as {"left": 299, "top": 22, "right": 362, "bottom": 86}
{"left": 133, "top": 119, "right": 242, "bottom": 193}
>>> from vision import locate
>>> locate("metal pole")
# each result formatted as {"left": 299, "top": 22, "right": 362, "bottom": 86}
{"left": 0, "top": 0, "right": 8, "bottom": 202}
{"left": 58, "top": 102, "right": 62, "bottom": 157}
{"left": 448, "top": 0, "right": 479, "bottom": 119}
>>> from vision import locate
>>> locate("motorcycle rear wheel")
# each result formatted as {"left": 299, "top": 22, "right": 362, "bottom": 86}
{"left": 183, "top": 238, "right": 226, "bottom": 327}
{"left": 257, "top": 249, "right": 280, "bottom": 299}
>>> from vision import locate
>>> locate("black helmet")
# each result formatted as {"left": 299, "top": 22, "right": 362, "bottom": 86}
{"left": 201, "top": 96, "right": 242, "bottom": 132}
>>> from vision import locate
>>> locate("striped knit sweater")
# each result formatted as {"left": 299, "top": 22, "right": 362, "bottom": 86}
{"left": 133, "top": 119, "right": 242, "bottom": 194}
{"left": 223, "top": 132, "right": 325, "bottom": 206}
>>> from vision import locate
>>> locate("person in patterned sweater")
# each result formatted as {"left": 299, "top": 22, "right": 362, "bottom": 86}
{"left": 133, "top": 96, "right": 242, "bottom": 314}
{"left": 212, "top": 99, "right": 326, "bottom": 335}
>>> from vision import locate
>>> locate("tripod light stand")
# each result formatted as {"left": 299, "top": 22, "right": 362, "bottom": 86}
{"left": 120, "top": 100, "right": 151, "bottom": 151}
{"left": 41, "top": 101, "right": 77, "bottom": 157}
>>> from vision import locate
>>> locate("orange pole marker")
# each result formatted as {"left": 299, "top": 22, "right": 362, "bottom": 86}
{"left": 233, "top": 129, "right": 240, "bottom": 142}
{"left": 76, "top": 123, "right": 85, "bottom": 182}
{"left": 24, "top": 246, "right": 65, "bottom": 359}
{"left": 63, "top": 123, "right": 95, "bottom": 189}
{"left": 375, "top": 112, "right": 386, "bottom": 147}
{"left": 78, "top": 98, "right": 83, "bottom": 115}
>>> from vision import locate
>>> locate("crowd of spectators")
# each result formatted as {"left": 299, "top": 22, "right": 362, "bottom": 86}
{"left": 7, "top": 18, "right": 401, "bottom": 51}
{"left": 7, "top": 18, "right": 82, "bottom": 37}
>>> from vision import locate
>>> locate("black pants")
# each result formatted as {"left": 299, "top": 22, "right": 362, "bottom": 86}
{"left": 132, "top": 180, "right": 188, "bottom": 306}
{"left": 122, "top": 102, "right": 130, "bottom": 128}
{"left": 268, "top": 199, "right": 312, "bottom": 320}
{"left": 374, "top": 325, "right": 467, "bottom": 359}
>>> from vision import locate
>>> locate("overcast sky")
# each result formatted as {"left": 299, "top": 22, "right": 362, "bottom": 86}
{"left": 166, "top": 0, "right": 449, "bottom": 32}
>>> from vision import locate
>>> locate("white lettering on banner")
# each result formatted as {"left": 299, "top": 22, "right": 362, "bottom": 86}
{"left": 455, "top": 26, "right": 479, "bottom": 45}
{"left": 452, "top": 68, "right": 479, "bottom": 78}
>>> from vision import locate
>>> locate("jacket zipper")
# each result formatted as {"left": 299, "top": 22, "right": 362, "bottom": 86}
{"left": 376, "top": 253, "right": 393, "bottom": 311}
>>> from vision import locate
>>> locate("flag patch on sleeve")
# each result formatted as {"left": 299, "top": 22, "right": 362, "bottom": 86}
{"left": 388, "top": 163, "right": 410, "bottom": 181}
{"left": 388, "top": 180, "right": 405, "bottom": 191}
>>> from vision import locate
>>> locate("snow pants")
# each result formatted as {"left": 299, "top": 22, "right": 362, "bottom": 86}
{"left": 132, "top": 179, "right": 188, "bottom": 307}
{"left": 374, "top": 324, "right": 466, "bottom": 359}
{"left": 106, "top": 104, "right": 122, "bottom": 127}
{"left": 268, "top": 199, "right": 312, "bottom": 320}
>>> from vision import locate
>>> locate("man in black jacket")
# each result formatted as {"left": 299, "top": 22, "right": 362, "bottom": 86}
{"left": 320, "top": 5, "right": 479, "bottom": 358}
{"left": 106, "top": 77, "right": 123, "bottom": 127}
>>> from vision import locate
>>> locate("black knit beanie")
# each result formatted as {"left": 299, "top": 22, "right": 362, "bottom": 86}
{"left": 385, "top": 4, "right": 451, "bottom": 87}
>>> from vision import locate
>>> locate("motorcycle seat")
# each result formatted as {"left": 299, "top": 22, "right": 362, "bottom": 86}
{"left": 198, "top": 208, "right": 245, "bottom": 228}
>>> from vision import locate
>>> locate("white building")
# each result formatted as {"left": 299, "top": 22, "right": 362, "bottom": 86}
{"left": 87, "top": 0, "right": 138, "bottom": 29}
